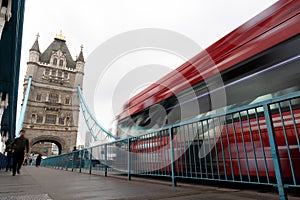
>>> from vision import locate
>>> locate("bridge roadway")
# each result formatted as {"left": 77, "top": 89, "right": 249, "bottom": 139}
{"left": 0, "top": 166, "right": 299, "bottom": 200}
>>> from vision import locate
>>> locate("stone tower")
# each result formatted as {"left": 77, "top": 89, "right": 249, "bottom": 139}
{"left": 22, "top": 33, "right": 85, "bottom": 156}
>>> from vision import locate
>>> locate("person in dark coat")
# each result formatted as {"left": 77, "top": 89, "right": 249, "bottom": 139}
{"left": 4, "top": 145, "right": 13, "bottom": 171}
{"left": 36, "top": 154, "right": 42, "bottom": 167}
{"left": 10, "top": 129, "right": 29, "bottom": 176}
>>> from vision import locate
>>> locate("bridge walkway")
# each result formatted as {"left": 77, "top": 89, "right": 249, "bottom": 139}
{"left": 1, "top": 166, "right": 300, "bottom": 200}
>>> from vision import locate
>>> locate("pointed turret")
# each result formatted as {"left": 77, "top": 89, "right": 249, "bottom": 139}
{"left": 28, "top": 33, "right": 41, "bottom": 63}
{"left": 75, "top": 45, "right": 85, "bottom": 88}
{"left": 30, "top": 33, "right": 40, "bottom": 53}
{"left": 76, "top": 45, "right": 85, "bottom": 62}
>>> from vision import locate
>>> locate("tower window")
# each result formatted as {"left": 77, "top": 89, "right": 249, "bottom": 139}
{"left": 57, "top": 70, "right": 62, "bottom": 77}
{"left": 65, "top": 97, "right": 70, "bottom": 105}
{"left": 59, "top": 59, "right": 64, "bottom": 67}
{"left": 66, "top": 116, "right": 71, "bottom": 126}
{"left": 48, "top": 93, "right": 59, "bottom": 103}
{"left": 36, "top": 115, "right": 43, "bottom": 123}
{"left": 45, "top": 114, "right": 56, "bottom": 124}
{"left": 64, "top": 72, "right": 68, "bottom": 79}
{"left": 59, "top": 117, "right": 65, "bottom": 125}
{"left": 53, "top": 58, "right": 57, "bottom": 66}
{"left": 36, "top": 94, "right": 41, "bottom": 101}
{"left": 45, "top": 68, "right": 50, "bottom": 75}
{"left": 31, "top": 114, "right": 36, "bottom": 123}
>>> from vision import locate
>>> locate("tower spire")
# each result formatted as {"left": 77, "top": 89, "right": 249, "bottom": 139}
{"left": 76, "top": 44, "right": 85, "bottom": 62}
{"left": 30, "top": 33, "right": 40, "bottom": 53}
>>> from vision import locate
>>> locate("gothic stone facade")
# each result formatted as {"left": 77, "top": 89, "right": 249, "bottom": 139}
{"left": 22, "top": 33, "right": 85, "bottom": 156}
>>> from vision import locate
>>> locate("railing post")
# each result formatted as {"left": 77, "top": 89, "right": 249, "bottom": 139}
{"left": 79, "top": 150, "right": 83, "bottom": 173}
{"left": 104, "top": 144, "right": 108, "bottom": 177}
{"left": 71, "top": 152, "right": 74, "bottom": 172}
{"left": 66, "top": 155, "right": 68, "bottom": 171}
{"left": 61, "top": 156, "right": 64, "bottom": 170}
{"left": 128, "top": 138, "right": 131, "bottom": 181}
{"left": 169, "top": 127, "right": 177, "bottom": 187}
{"left": 89, "top": 147, "right": 93, "bottom": 174}
{"left": 263, "top": 104, "right": 287, "bottom": 200}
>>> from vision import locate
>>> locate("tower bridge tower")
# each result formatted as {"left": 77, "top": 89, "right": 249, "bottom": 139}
{"left": 22, "top": 32, "right": 85, "bottom": 156}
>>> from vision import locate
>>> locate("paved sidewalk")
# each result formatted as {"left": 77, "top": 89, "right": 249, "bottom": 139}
{"left": 0, "top": 166, "right": 299, "bottom": 200}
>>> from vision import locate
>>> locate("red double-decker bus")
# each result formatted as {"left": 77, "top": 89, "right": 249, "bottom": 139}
{"left": 116, "top": 1, "right": 300, "bottom": 182}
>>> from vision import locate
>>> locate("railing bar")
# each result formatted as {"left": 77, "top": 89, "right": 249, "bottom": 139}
{"left": 161, "top": 131, "right": 165, "bottom": 176}
{"left": 188, "top": 125, "right": 194, "bottom": 178}
{"left": 246, "top": 109, "right": 260, "bottom": 183}
{"left": 127, "top": 138, "right": 131, "bottom": 180}
{"left": 180, "top": 126, "right": 184, "bottom": 177}
{"left": 170, "top": 128, "right": 177, "bottom": 186}
{"left": 151, "top": 133, "right": 154, "bottom": 175}
{"left": 217, "top": 116, "right": 227, "bottom": 180}
{"left": 149, "top": 133, "right": 153, "bottom": 175}
{"left": 263, "top": 104, "right": 287, "bottom": 199}
{"left": 144, "top": 135, "right": 148, "bottom": 174}
{"left": 225, "top": 117, "right": 234, "bottom": 181}
{"left": 168, "top": 130, "right": 171, "bottom": 176}
{"left": 182, "top": 127, "right": 186, "bottom": 177}
{"left": 173, "top": 128, "right": 178, "bottom": 177}
{"left": 196, "top": 122, "right": 203, "bottom": 179}
{"left": 165, "top": 130, "right": 169, "bottom": 176}
{"left": 206, "top": 120, "right": 213, "bottom": 179}
{"left": 155, "top": 132, "right": 158, "bottom": 176}
{"left": 238, "top": 111, "right": 251, "bottom": 182}
{"left": 143, "top": 136, "right": 146, "bottom": 175}
{"left": 255, "top": 107, "right": 270, "bottom": 184}
{"left": 288, "top": 100, "right": 300, "bottom": 151}
{"left": 183, "top": 125, "right": 188, "bottom": 176}
{"left": 158, "top": 131, "right": 161, "bottom": 176}
{"left": 212, "top": 118, "right": 220, "bottom": 180}
{"left": 231, "top": 114, "right": 243, "bottom": 181}
{"left": 192, "top": 123, "right": 198, "bottom": 178}
{"left": 147, "top": 135, "right": 150, "bottom": 175}
{"left": 201, "top": 120, "right": 208, "bottom": 178}
{"left": 278, "top": 102, "right": 296, "bottom": 185}
{"left": 166, "top": 130, "right": 169, "bottom": 176}
{"left": 224, "top": 117, "right": 234, "bottom": 181}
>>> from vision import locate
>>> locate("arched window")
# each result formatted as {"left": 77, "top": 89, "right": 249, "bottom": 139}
{"left": 59, "top": 59, "right": 64, "bottom": 67}
{"left": 36, "top": 94, "right": 41, "bottom": 101}
{"left": 53, "top": 58, "right": 57, "bottom": 66}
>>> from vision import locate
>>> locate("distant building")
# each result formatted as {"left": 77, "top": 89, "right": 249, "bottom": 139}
{"left": 22, "top": 32, "right": 85, "bottom": 156}
{"left": 85, "top": 131, "right": 92, "bottom": 148}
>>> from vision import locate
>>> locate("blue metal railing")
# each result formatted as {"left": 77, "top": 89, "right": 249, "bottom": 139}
{"left": 42, "top": 91, "right": 300, "bottom": 200}
{"left": 15, "top": 76, "right": 32, "bottom": 137}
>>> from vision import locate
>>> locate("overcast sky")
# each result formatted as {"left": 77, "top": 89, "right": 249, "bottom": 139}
{"left": 19, "top": 0, "right": 277, "bottom": 145}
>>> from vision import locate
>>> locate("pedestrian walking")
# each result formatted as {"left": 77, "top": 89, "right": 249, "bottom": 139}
{"left": 29, "top": 157, "right": 32, "bottom": 165}
{"left": 36, "top": 154, "right": 42, "bottom": 167}
{"left": 10, "top": 129, "right": 29, "bottom": 176}
{"left": 4, "top": 144, "right": 13, "bottom": 171}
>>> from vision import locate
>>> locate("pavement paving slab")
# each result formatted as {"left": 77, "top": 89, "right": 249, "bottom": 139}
{"left": 0, "top": 166, "right": 299, "bottom": 200}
